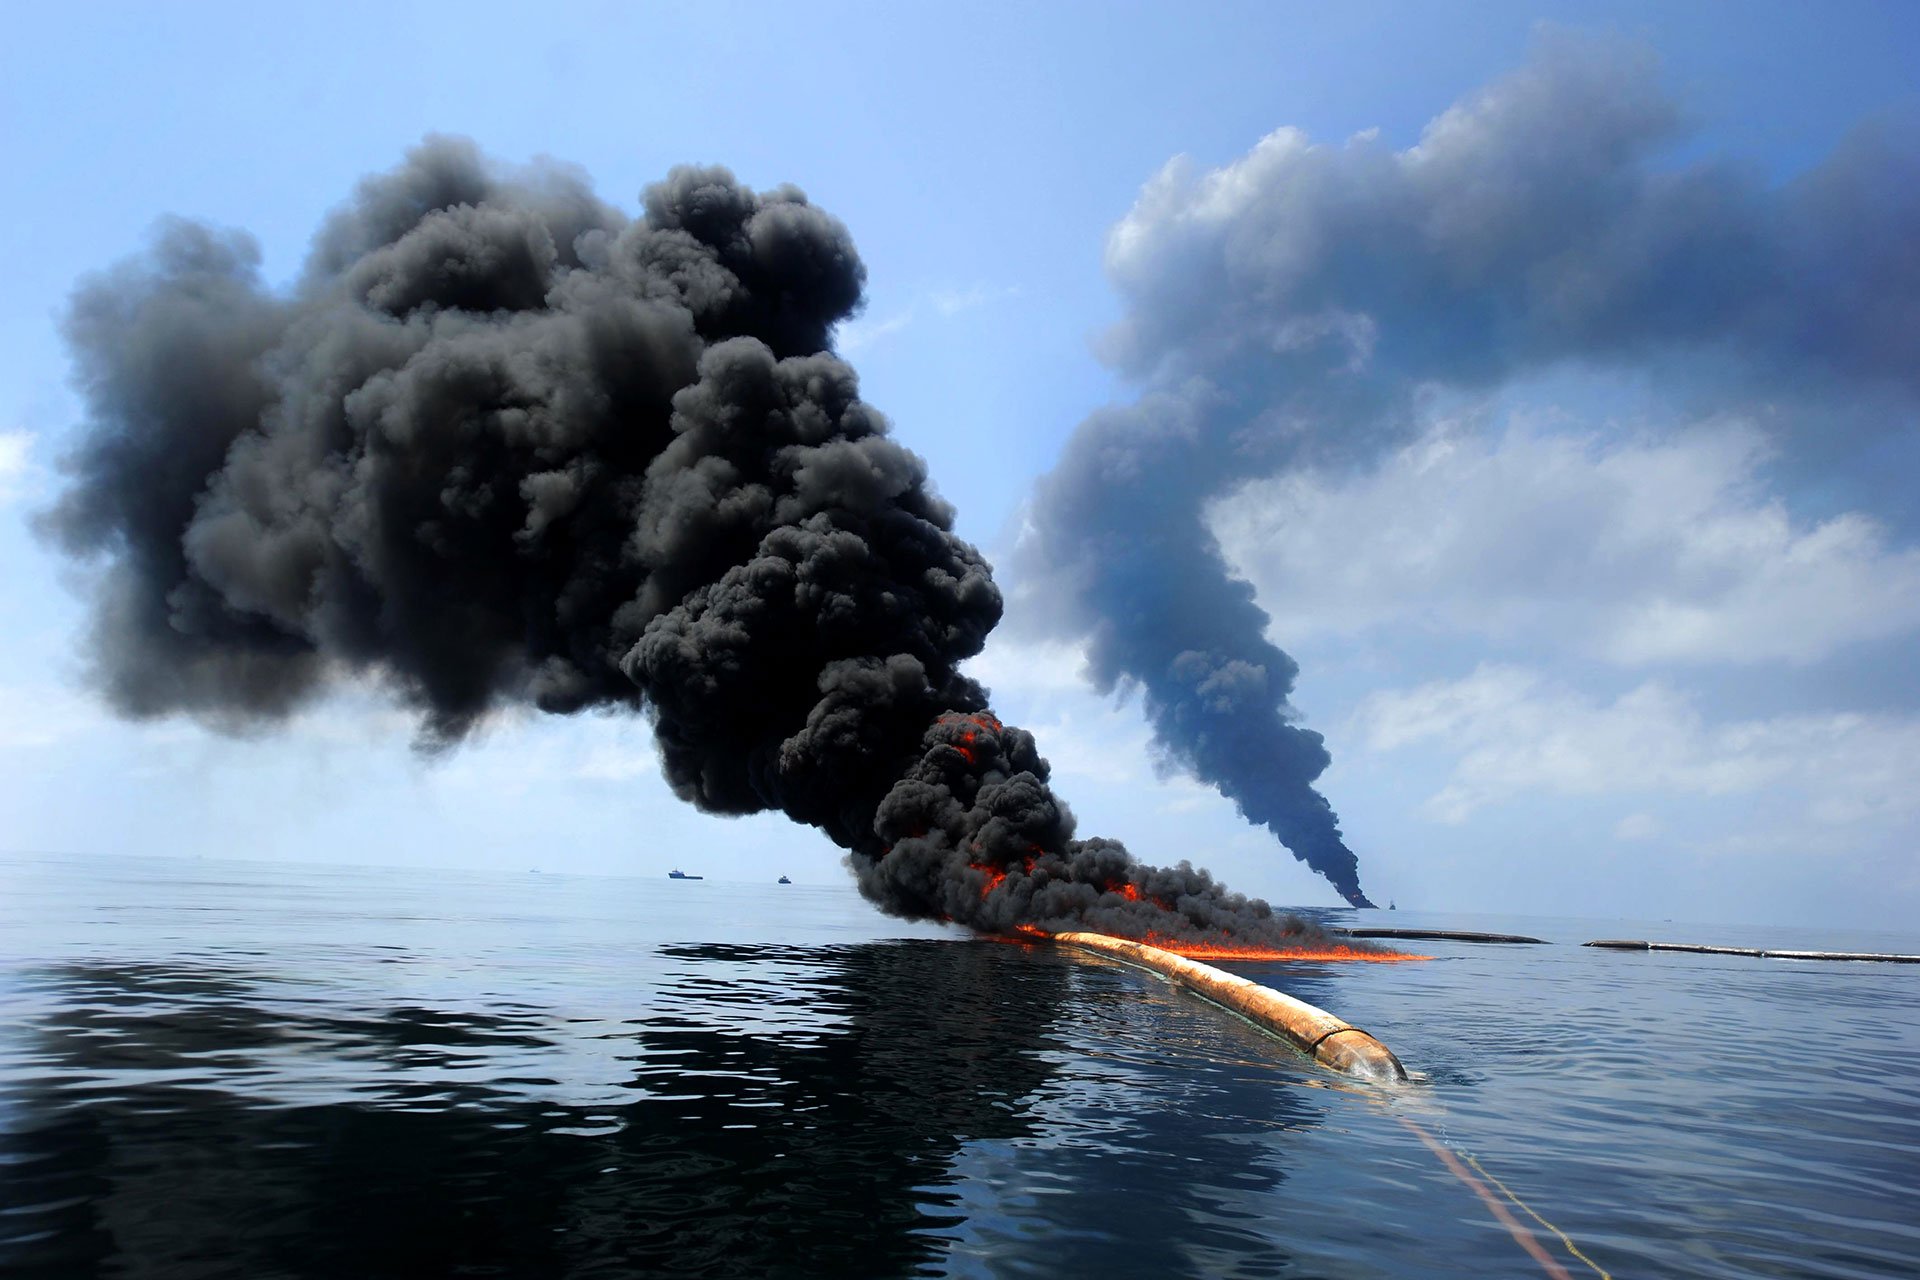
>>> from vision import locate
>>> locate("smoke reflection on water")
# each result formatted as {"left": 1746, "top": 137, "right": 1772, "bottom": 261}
{"left": 0, "top": 936, "right": 1334, "bottom": 1279}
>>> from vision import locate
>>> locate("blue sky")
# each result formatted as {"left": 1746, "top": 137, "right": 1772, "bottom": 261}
{"left": 3, "top": 2, "right": 1917, "bottom": 930}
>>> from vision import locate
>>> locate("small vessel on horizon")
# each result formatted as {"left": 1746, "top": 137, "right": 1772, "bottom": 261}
{"left": 778, "top": 875, "right": 792, "bottom": 884}
{"left": 668, "top": 869, "right": 703, "bottom": 880}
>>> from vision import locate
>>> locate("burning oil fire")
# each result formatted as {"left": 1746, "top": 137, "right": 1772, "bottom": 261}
{"left": 49, "top": 142, "right": 1397, "bottom": 954}
{"left": 998, "top": 923, "right": 1427, "bottom": 962}
{"left": 1139, "top": 936, "right": 1428, "bottom": 963}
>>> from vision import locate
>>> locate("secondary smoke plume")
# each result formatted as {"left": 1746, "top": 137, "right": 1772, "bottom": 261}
{"left": 44, "top": 137, "right": 1366, "bottom": 954}
{"left": 1018, "top": 33, "right": 1920, "bottom": 907}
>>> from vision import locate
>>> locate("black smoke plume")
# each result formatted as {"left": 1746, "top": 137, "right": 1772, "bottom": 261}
{"left": 43, "top": 137, "right": 1360, "bottom": 952}
{"left": 1018, "top": 33, "right": 1920, "bottom": 908}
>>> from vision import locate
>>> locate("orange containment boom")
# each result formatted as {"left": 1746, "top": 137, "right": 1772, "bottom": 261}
{"left": 1051, "top": 931, "right": 1409, "bottom": 1084}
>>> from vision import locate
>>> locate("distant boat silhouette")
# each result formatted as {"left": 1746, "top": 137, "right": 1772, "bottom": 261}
{"left": 778, "top": 875, "right": 792, "bottom": 885}
{"left": 668, "top": 869, "right": 703, "bottom": 880}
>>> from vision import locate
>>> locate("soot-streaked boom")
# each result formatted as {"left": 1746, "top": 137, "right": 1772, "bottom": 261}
{"left": 44, "top": 139, "right": 1379, "bottom": 956}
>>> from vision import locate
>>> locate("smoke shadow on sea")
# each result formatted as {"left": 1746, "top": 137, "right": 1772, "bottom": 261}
{"left": 0, "top": 942, "right": 1070, "bottom": 1278}
{"left": 0, "top": 939, "right": 1349, "bottom": 1278}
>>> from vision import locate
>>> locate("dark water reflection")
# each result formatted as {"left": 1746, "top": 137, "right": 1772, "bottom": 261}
{"left": 4, "top": 943, "right": 1113, "bottom": 1277}
{"left": 1, "top": 936, "right": 1336, "bottom": 1278}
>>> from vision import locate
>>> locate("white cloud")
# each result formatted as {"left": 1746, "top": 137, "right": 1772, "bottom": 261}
{"left": 570, "top": 725, "right": 661, "bottom": 782}
{"left": 0, "top": 669, "right": 662, "bottom": 796}
{"left": 963, "top": 636, "right": 1151, "bottom": 787}
{"left": 833, "top": 308, "right": 915, "bottom": 354}
{"left": 1211, "top": 420, "right": 1920, "bottom": 665}
{"left": 0, "top": 431, "right": 37, "bottom": 503}
{"left": 1353, "top": 664, "right": 1920, "bottom": 829}
{"left": 929, "top": 284, "right": 1021, "bottom": 316}
{"left": 963, "top": 635, "right": 1095, "bottom": 701}
{"left": 832, "top": 282, "right": 1020, "bottom": 353}
{"left": 346, "top": 703, "right": 664, "bottom": 795}
{"left": 1613, "top": 811, "right": 1661, "bottom": 841}
{"left": 0, "top": 681, "right": 104, "bottom": 749}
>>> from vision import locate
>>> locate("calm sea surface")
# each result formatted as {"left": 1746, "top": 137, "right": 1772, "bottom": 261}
{"left": 2, "top": 852, "right": 1917, "bottom": 1278}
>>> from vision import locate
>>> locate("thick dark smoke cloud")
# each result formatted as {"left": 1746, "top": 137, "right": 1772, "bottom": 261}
{"left": 1019, "top": 33, "right": 1920, "bottom": 906}
{"left": 44, "top": 137, "right": 1355, "bottom": 950}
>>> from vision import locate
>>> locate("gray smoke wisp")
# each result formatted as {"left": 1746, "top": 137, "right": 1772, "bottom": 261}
{"left": 43, "top": 137, "right": 1358, "bottom": 952}
{"left": 1018, "top": 33, "right": 1920, "bottom": 907}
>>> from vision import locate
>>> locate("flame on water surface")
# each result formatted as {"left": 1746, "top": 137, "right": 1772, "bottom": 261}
{"left": 990, "top": 924, "right": 1428, "bottom": 962}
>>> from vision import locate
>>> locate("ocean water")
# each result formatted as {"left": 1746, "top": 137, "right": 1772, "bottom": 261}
{"left": 2, "top": 853, "right": 1916, "bottom": 1279}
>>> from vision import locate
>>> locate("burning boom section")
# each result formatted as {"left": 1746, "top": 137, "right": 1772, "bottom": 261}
{"left": 868, "top": 711, "right": 1405, "bottom": 953}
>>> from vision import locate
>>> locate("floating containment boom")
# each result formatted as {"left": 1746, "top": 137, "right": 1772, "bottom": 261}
{"left": 1586, "top": 939, "right": 1920, "bottom": 964}
{"left": 1051, "top": 932, "right": 1409, "bottom": 1083}
{"left": 1340, "top": 928, "right": 1547, "bottom": 944}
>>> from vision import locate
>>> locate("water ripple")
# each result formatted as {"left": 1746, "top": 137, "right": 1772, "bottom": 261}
{"left": 2, "top": 856, "right": 1917, "bottom": 1278}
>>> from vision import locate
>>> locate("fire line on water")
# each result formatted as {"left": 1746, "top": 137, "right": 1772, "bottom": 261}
{"left": 995, "top": 925, "right": 1429, "bottom": 963}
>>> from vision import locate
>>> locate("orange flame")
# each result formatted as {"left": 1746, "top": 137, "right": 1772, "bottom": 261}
{"left": 1100, "top": 879, "right": 1172, "bottom": 910}
{"left": 970, "top": 863, "right": 1008, "bottom": 898}
{"left": 993, "top": 924, "right": 1427, "bottom": 962}
{"left": 1138, "top": 931, "right": 1427, "bottom": 961}
{"left": 939, "top": 711, "right": 1005, "bottom": 768}
{"left": 970, "top": 854, "right": 1039, "bottom": 898}
{"left": 1142, "top": 937, "right": 1430, "bottom": 963}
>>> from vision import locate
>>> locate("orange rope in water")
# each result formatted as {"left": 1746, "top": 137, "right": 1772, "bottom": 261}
{"left": 1460, "top": 1149, "right": 1613, "bottom": 1280}
{"left": 1398, "top": 1115, "right": 1611, "bottom": 1280}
